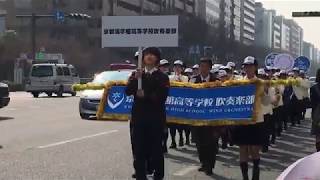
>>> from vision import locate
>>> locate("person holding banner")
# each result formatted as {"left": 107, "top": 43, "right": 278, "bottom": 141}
{"left": 233, "top": 56, "right": 271, "bottom": 180}
{"left": 169, "top": 60, "right": 190, "bottom": 148}
{"left": 190, "top": 57, "right": 220, "bottom": 176}
{"left": 125, "top": 47, "right": 169, "bottom": 180}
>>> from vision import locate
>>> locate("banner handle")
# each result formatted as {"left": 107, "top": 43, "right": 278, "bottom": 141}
{"left": 138, "top": 46, "right": 143, "bottom": 90}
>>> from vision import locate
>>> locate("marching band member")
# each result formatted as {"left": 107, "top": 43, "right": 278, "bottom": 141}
{"left": 291, "top": 68, "right": 311, "bottom": 126}
{"left": 299, "top": 70, "right": 310, "bottom": 120}
{"left": 275, "top": 72, "right": 285, "bottom": 137}
{"left": 158, "top": 59, "right": 170, "bottom": 75}
{"left": 190, "top": 57, "right": 220, "bottom": 176}
{"left": 192, "top": 64, "right": 200, "bottom": 77}
{"left": 184, "top": 68, "right": 193, "bottom": 79}
{"left": 233, "top": 57, "right": 271, "bottom": 180}
{"left": 168, "top": 60, "right": 189, "bottom": 148}
{"left": 126, "top": 47, "right": 169, "bottom": 180}
{"left": 280, "top": 70, "right": 290, "bottom": 130}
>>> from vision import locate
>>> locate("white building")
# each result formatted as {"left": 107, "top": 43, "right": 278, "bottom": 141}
{"left": 287, "top": 19, "right": 303, "bottom": 57}
{"left": 254, "top": 3, "right": 273, "bottom": 48}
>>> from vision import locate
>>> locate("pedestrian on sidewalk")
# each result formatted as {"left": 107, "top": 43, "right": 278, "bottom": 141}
{"left": 311, "top": 69, "right": 320, "bottom": 152}
{"left": 126, "top": 47, "right": 170, "bottom": 180}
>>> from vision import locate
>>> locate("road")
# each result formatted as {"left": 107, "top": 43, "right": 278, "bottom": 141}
{"left": 0, "top": 92, "right": 315, "bottom": 180}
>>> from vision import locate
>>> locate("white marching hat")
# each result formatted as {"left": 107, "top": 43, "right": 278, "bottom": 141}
{"left": 159, "top": 59, "right": 169, "bottom": 66}
{"left": 134, "top": 51, "right": 140, "bottom": 57}
{"left": 242, "top": 56, "right": 256, "bottom": 65}
{"left": 184, "top": 68, "right": 193, "bottom": 73}
{"left": 174, "top": 60, "right": 184, "bottom": 66}
{"left": 258, "top": 68, "right": 266, "bottom": 75}
{"left": 227, "top": 62, "right": 236, "bottom": 68}
{"left": 293, "top": 67, "right": 300, "bottom": 71}
{"left": 192, "top": 64, "right": 199, "bottom": 69}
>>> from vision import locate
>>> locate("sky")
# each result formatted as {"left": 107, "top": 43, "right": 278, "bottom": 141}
{"left": 257, "top": 0, "right": 320, "bottom": 48}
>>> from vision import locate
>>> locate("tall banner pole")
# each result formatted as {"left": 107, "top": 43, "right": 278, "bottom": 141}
{"left": 138, "top": 46, "right": 143, "bottom": 90}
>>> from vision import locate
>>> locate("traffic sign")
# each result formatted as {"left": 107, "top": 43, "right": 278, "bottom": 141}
{"left": 265, "top": 53, "right": 278, "bottom": 67}
{"left": 55, "top": 10, "right": 65, "bottom": 22}
{"left": 294, "top": 56, "right": 310, "bottom": 72}
{"left": 273, "top": 54, "right": 295, "bottom": 71}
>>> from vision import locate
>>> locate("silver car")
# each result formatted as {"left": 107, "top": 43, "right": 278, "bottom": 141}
{"left": 79, "top": 70, "right": 133, "bottom": 119}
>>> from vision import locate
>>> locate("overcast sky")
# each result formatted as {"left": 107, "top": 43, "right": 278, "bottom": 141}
{"left": 257, "top": 0, "right": 320, "bottom": 48}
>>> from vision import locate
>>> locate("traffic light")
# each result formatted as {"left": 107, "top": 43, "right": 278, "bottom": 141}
{"left": 292, "top": 11, "right": 320, "bottom": 17}
{"left": 68, "top": 13, "right": 91, "bottom": 19}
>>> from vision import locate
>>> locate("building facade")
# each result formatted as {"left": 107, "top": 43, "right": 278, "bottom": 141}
{"left": 198, "top": 0, "right": 241, "bottom": 42}
{"left": 302, "top": 41, "right": 314, "bottom": 61}
{"left": 240, "top": 0, "right": 255, "bottom": 45}
{"left": 287, "top": 19, "right": 303, "bottom": 57}
{"left": 0, "top": 0, "right": 6, "bottom": 34}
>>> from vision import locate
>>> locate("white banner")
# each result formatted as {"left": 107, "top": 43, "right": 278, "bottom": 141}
{"left": 101, "top": 16, "right": 179, "bottom": 47}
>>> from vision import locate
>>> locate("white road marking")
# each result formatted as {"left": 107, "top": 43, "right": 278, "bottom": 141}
{"left": 173, "top": 165, "right": 198, "bottom": 176}
{"left": 37, "top": 130, "right": 118, "bottom": 149}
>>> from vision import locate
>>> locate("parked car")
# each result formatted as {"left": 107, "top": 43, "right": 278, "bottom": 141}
{"left": 79, "top": 70, "right": 133, "bottom": 119}
{"left": 0, "top": 82, "right": 10, "bottom": 108}
{"left": 26, "top": 63, "right": 80, "bottom": 98}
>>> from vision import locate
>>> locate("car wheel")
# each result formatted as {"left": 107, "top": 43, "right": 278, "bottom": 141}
{"left": 32, "top": 92, "right": 39, "bottom": 98}
{"left": 46, "top": 92, "right": 53, "bottom": 97}
{"left": 71, "top": 92, "right": 76, "bottom": 96}
{"left": 57, "top": 86, "right": 64, "bottom": 97}
{"left": 80, "top": 113, "right": 91, "bottom": 120}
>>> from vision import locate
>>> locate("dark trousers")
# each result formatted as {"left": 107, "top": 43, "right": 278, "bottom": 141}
{"left": 194, "top": 127, "right": 219, "bottom": 169}
{"left": 274, "top": 107, "right": 282, "bottom": 136}
{"left": 282, "top": 105, "right": 289, "bottom": 130}
{"left": 132, "top": 122, "right": 164, "bottom": 180}
{"left": 130, "top": 122, "right": 154, "bottom": 176}
{"left": 263, "top": 114, "right": 272, "bottom": 146}
{"left": 169, "top": 124, "right": 183, "bottom": 144}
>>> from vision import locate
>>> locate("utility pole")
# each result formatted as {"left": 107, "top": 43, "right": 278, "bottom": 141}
{"left": 31, "top": 13, "right": 36, "bottom": 61}
{"left": 140, "top": 0, "right": 144, "bottom": 15}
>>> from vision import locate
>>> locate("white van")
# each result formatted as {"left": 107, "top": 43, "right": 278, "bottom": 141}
{"left": 26, "top": 64, "right": 80, "bottom": 98}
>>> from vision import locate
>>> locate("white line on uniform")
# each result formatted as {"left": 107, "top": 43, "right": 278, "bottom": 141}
{"left": 37, "top": 130, "right": 119, "bottom": 149}
{"left": 172, "top": 165, "right": 198, "bottom": 176}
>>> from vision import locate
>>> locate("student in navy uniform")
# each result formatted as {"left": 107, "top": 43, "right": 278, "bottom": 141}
{"left": 126, "top": 47, "right": 170, "bottom": 180}
{"left": 130, "top": 51, "right": 154, "bottom": 179}
{"left": 190, "top": 57, "right": 220, "bottom": 176}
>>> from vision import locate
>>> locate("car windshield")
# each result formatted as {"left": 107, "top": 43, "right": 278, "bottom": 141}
{"left": 31, "top": 66, "right": 54, "bottom": 77}
{"left": 92, "top": 71, "right": 132, "bottom": 84}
